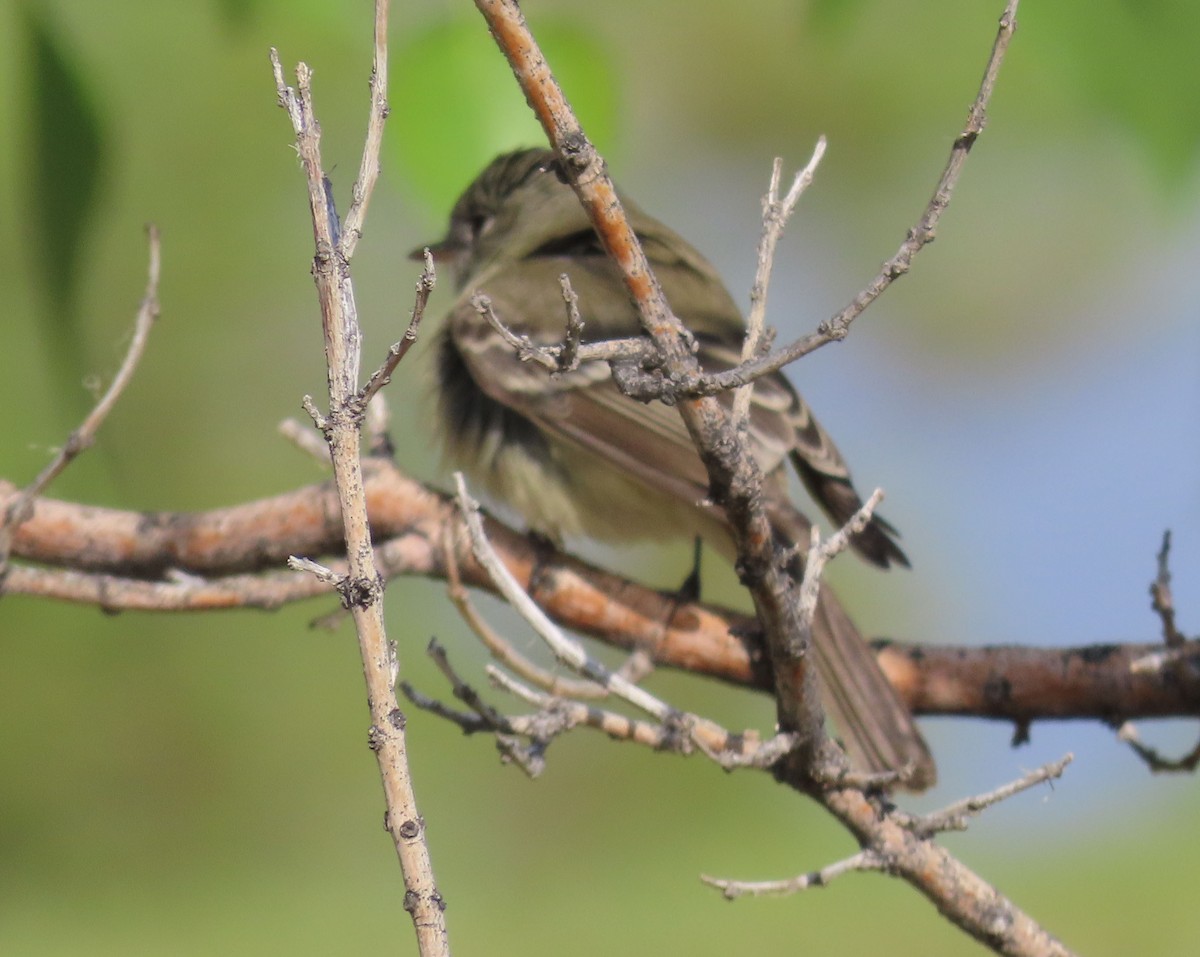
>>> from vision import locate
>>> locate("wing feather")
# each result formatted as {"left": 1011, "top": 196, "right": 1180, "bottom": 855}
{"left": 445, "top": 219, "right": 904, "bottom": 565}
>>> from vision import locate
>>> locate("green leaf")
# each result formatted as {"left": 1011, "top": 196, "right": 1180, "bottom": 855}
{"left": 22, "top": 5, "right": 108, "bottom": 347}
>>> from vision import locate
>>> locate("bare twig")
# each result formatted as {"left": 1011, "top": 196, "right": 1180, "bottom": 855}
{"left": 690, "top": 729, "right": 799, "bottom": 771}
{"left": 471, "top": 293, "right": 558, "bottom": 368}
{"left": 815, "top": 763, "right": 1076, "bottom": 957}
{"left": 272, "top": 2, "right": 448, "bottom": 952}
{"left": 287, "top": 554, "right": 345, "bottom": 590}
{"left": 279, "top": 417, "right": 333, "bottom": 463}
{"left": 0, "top": 225, "right": 162, "bottom": 578}
{"left": 791, "top": 488, "right": 884, "bottom": 657}
{"left": 486, "top": 664, "right": 786, "bottom": 768}
{"left": 454, "top": 473, "right": 677, "bottom": 722}
{"left": 1150, "top": 530, "right": 1184, "bottom": 647}
{"left": 401, "top": 680, "right": 496, "bottom": 735}
{"left": 732, "top": 139, "right": 826, "bottom": 430}
{"left": 446, "top": 474, "right": 804, "bottom": 773}
{"left": 425, "top": 639, "right": 515, "bottom": 730}
{"left": 338, "top": 0, "right": 390, "bottom": 258}
{"left": 557, "top": 274, "right": 585, "bottom": 371}
{"left": 472, "top": 292, "right": 655, "bottom": 372}
{"left": 364, "top": 389, "right": 393, "bottom": 456}
{"left": 406, "top": 628, "right": 793, "bottom": 774}
{"left": 300, "top": 394, "right": 328, "bottom": 431}
{"left": 612, "top": 0, "right": 1021, "bottom": 405}
{"left": 442, "top": 523, "right": 609, "bottom": 700}
{"left": 357, "top": 250, "right": 435, "bottom": 410}
{"left": 904, "top": 755, "right": 1073, "bottom": 837}
{"left": 1117, "top": 722, "right": 1200, "bottom": 773}
{"left": 703, "top": 850, "right": 885, "bottom": 899}
{"left": 615, "top": 647, "right": 656, "bottom": 685}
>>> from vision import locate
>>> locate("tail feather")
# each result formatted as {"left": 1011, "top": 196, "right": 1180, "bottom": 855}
{"left": 811, "top": 585, "right": 936, "bottom": 789}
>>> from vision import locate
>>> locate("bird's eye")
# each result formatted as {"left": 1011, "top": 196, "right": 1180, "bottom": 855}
{"left": 469, "top": 213, "right": 494, "bottom": 240}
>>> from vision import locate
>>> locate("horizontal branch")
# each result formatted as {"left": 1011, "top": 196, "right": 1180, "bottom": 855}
{"left": 888, "top": 639, "right": 1200, "bottom": 723}
{"left": 3, "top": 465, "right": 1195, "bottom": 727}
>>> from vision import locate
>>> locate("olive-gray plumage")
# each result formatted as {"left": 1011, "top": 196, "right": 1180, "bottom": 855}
{"left": 422, "top": 149, "right": 934, "bottom": 789}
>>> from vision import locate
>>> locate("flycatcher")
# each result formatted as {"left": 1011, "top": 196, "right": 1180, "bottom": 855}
{"left": 418, "top": 148, "right": 934, "bottom": 789}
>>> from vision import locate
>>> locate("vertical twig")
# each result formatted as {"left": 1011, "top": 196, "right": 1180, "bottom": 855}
{"left": 271, "top": 3, "right": 448, "bottom": 954}
{"left": 731, "top": 139, "right": 826, "bottom": 430}
{"left": 341, "top": 0, "right": 390, "bottom": 258}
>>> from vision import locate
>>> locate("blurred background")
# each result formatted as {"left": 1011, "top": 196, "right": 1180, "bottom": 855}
{"left": 2, "top": 0, "right": 1199, "bottom": 953}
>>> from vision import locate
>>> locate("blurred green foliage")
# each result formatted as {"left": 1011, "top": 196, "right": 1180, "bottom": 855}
{"left": 2, "top": 1, "right": 1200, "bottom": 955}
{"left": 20, "top": 5, "right": 107, "bottom": 408}
{"left": 391, "top": 15, "right": 618, "bottom": 212}
{"left": 1024, "top": 0, "right": 1200, "bottom": 190}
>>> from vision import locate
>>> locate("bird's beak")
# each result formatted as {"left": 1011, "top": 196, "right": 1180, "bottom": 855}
{"left": 408, "top": 239, "right": 461, "bottom": 263}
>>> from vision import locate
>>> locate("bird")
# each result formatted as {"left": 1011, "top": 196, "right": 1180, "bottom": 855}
{"left": 417, "top": 148, "right": 934, "bottom": 789}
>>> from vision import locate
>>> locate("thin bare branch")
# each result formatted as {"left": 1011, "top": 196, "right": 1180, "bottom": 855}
{"left": 454, "top": 473, "right": 677, "bottom": 723}
{"left": 1150, "top": 530, "right": 1184, "bottom": 647}
{"left": 442, "top": 523, "right": 609, "bottom": 700}
{"left": 272, "top": 4, "right": 447, "bottom": 950}
{"left": 407, "top": 633, "right": 792, "bottom": 773}
{"left": 905, "top": 755, "right": 1073, "bottom": 837}
{"left": 732, "top": 139, "right": 826, "bottom": 429}
{"left": 619, "top": 0, "right": 1021, "bottom": 405}
{"left": 791, "top": 489, "right": 884, "bottom": 656}
{"left": 703, "top": 850, "right": 885, "bottom": 899}
{"left": 472, "top": 293, "right": 655, "bottom": 372}
{"left": 358, "top": 249, "right": 435, "bottom": 409}
{"left": 339, "top": 0, "right": 390, "bottom": 257}
{"left": 279, "top": 416, "right": 333, "bottom": 463}
{"left": 557, "top": 274, "right": 584, "bottom": 371}
{"left": 287, "top": 554, "right": 344, "bottom": 589}
{"left": 1117, "top": 722, "right": 1200, "bottom": 773}
{"left": 0, "top": 225, "right": 162, "bottom": 576}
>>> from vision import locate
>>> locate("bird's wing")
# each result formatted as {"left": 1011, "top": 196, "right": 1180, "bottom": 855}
{"left": 447, "top": 252, "right": 716, "bottom": 509}
{"left": 449, "top": 243, "right": 904, "bottom": 564}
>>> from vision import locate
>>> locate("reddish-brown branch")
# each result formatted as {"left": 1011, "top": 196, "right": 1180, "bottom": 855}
{"left": 474, "top": 0, "right": 829, "bottom": 789}
{"left": 889, "top": 640, "right": 1200, "bottom": 721}
{"left": 5, "top": 468, "right": 1195, "bottom": 728}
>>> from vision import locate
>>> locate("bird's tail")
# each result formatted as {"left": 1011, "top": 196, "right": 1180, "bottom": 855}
{"left": 808, "top": 583, "right": 935, "bottom": 789}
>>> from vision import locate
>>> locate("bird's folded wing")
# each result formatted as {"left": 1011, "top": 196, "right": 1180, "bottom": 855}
{"left": 450, "top": 255, "right": 800, "bottom": 506}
